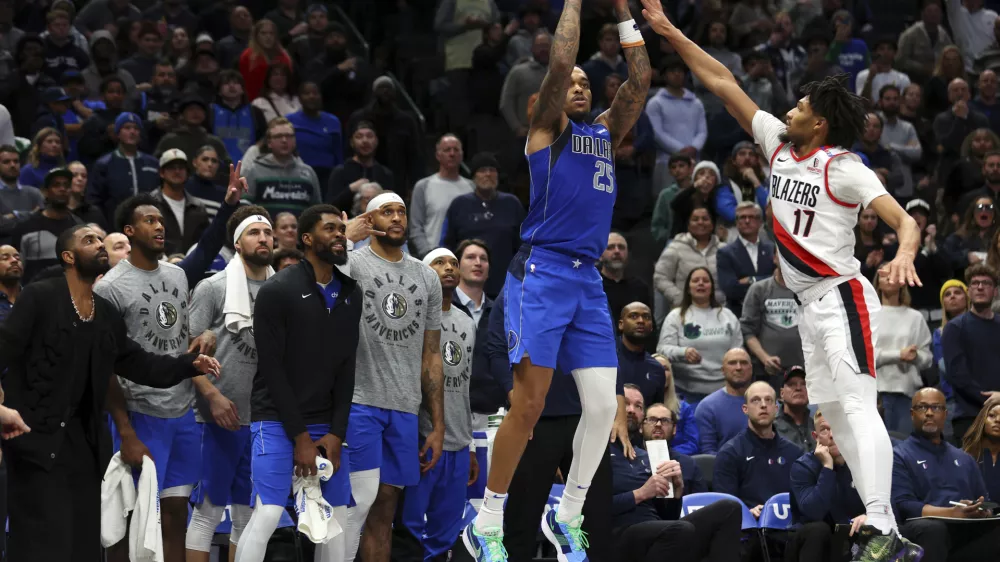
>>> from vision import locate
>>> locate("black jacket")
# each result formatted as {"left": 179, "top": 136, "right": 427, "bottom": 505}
{"left": 0, "top": 276, "right": 199, "bottom": 469}
{"left": 251, "top": 259, "right": 362, "bottom": 441}
{"left": 453, "top": 295, "right": 504, "bottom": 414}
{"left": 151, "top": 187, "right": 210, "bottom": 256}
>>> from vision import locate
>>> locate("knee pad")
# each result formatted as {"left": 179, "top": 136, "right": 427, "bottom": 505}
{"left": 229, "top": 503, "right": 253, "bottom": 547}
{"left": 185, "top": 498, "right": 225, "bottom": 552}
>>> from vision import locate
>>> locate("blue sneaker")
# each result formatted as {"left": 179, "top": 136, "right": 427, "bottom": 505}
{"left": 462, "top": 519, "right": 507, "bottom": 562}
{"left": 541, "top": 506, "right": 589, "bottom": 562}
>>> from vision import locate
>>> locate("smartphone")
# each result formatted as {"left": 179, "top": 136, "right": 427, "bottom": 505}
{"left": 980, "top": 501, "right": 999, "bottom": 511}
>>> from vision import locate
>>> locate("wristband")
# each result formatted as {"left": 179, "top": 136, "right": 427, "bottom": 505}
{"left": 618, "top": 19, "right": 644, "bottom": 48}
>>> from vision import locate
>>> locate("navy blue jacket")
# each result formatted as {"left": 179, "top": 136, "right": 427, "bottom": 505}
{"left": 891, "top": 433, "right": 990, "bottom": 522}
{"left": 716, "top": 238, "right": 775, "bottom": 316}
{"left": 714, "top": 427, "right": 801, "bottom": 508}
{"left": 610, "top": 441, "right": 706, "bottom": 530}
{"left": 941, "top": 312, "right": 1000, "bottom": 419}
{"left": 616, "top": 337, "right": 666, "bottom": 407}
{"left": 86, "top": 149, "right": 161, "bottom": 225}
{"left": 441, "top": 192, "right": 525, "bottom": 298}
{"left": 976, "top": 449, "right": 1000, "bottom": 507}
{"left": 453, "top": 295, "right": 505, "bottom": 414}
{"left": 790, "top": 452, "right": 865, "bottom": 526}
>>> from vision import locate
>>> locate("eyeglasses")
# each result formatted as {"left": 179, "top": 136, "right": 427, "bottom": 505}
{"left": 976, "top": 203, "right": 995, "bottom": 212}
{"left": 911, "top": 404, "right": 946, "bottom": 413}
{"left": 970, "top": 279, "right": 996, "bottom": 288}
{"left": 737, "top": 215, "right": 760, "bottom": 222}
{"left": 644, "top": 417, "right": 674, "bottom": 426}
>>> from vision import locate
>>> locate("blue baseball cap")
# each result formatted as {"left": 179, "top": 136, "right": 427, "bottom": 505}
{"left": 114, "top": 112, "right": 143, "bottom": 135}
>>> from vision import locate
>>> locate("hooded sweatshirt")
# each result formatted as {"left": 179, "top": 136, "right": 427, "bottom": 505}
{"left": 82, "top": 30, "right": 136, "bottom": 99}
{"left": 243, "top": 153, "right": 321, "bottom": 217}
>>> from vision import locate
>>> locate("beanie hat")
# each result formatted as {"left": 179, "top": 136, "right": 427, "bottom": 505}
{"left": 939, "top": 279, "right": 968, "bottom": 307}
{"left": 114, "top": 112, "right": 142, "bottom": 136}
{"left": 692, "top": 160, "right": 721, "bottom": 183}
{"left": 469, "top": 152, "right": 500, "bottom": 175}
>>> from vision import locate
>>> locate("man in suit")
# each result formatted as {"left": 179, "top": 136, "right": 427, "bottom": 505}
{"left": 0, "top": 223, "right": 220, "bottom": 562}
{"left": 717, "top": 201, "right": 774, "bottom": 315}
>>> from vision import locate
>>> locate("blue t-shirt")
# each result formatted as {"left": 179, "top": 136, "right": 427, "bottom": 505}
{"left": 317, "top": 277, "right": 342, "bottom": 311}
{"left": 829, "top": 38, "right": 869, "bottom": 91}
{"left": 287, "top": 110, "right": 343, "bottom": 171}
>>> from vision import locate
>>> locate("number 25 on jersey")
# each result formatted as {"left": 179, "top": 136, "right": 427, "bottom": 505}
{"left": 593, "top": 161, "right": 615, "bottom": 193}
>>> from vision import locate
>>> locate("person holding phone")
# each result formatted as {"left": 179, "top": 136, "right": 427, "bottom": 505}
{"left": 890, "top": 388, "right": 1000, "bottom": 562}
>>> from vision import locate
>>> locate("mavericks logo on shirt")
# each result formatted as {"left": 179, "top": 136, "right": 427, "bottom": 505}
{"left": 683, "top": 322, "right": 733, "bottom": 340}
{"left": 382, "top": 292, "right": 407, "bottom": 319}
{"left": 443, "top": 340, "right": 462, "bottom": 366}
{"left": 764, "top": 298, "right": 799, "bottom": 328}
{"left": 441, "top": 320, "right": 472, "bottom": 391}
{"left": 140, "top": 281, "right": 189, "bottom": 351}
{"left": 363, "top": 275, "right": 424, "bottom": 342}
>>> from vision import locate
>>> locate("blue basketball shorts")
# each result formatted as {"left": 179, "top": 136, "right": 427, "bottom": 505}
{"left": 112, "top": 409, "right": 202, "bottom": 491}
{"left": 192, "top": 423, "right": 253, "bottom": 507}
{"left": 346, "top": 404, "right": 420, "bottom": 487}
{"left": 401, "top": 446, "right": 471, "bottom": 560}
{"left": 249, "top": 421, "right": 352, "bottom": 508}
{"left": 504, "top": 245, "right": 618, "bottom": 371}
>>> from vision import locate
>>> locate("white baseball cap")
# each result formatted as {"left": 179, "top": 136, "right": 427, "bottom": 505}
{"left": 159, "top": 148, "right": 188, "bottom": 168}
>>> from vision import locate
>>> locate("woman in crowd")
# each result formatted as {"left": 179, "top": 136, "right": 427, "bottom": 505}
{"left": 669, "top": 161, "right": 722, "bottom": 239}
{"left": 185, "top": 145, "right": 227, "bottom": 217}
{"left": 924, "top": 45, "right": 968, "bottom": 118}
{"left": 252, "top": 62, "right": 301, "bottom": 124}
{"left": 167, "top": 26, "right": 193, "bottom": 69}
{"left": 65, "top": 160, "right": 104, "bottom": 227}
{"left": 273, "top": 211, "right": 298, "bottom": 252}
{"left": 652, "top": 354, "right": 700, "bottom": 455}
{"left": 19, "top": 128, "right": 64, "bottom": 188}
{"left": 240, "top": 19, "right": 293, "bottom": 101}
{"left": 943, "top": 196, "right": 996, "bottom": 278}
{"left": 657, "top": 267, "right": 742, "bottom": 405}
{"left": 985, "top": 229, "right": 1000, "bottom": 312}
{"left": 904, "top": 200, "right": 952, "bottom": 310}
{"left": 854, "top": 206, "right": 883, "bottom": 280}
{"left": 961, "top": 394, "right": 1000, "bottom": 503}
{"left": 654, "top": 205, "right": 726, "bottom": 312}
{"left": 934, "top": 279, "right": 969, "bottom": 441}
{"left": 873, "top": 272, "right": 933, "bottom": 432}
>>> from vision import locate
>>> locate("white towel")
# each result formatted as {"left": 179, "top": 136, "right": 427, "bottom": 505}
{"left": 131, "top": 456, "right": 163, "bottom": 562}
{"left": 293, "top": 457, "right": 343, "bottom": 544}
{"left": 223, "top": 254, "right": 274, "bottom": 334}
{"left": 101, "top": 452, "right": 136, "bottom": 548}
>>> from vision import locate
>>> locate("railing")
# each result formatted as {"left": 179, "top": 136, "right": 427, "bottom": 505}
{"left": 386, "top": 71, "right": 427, "bottom": 132}
{"left": 330, "top": 3, "right": 370, "bottom": 60}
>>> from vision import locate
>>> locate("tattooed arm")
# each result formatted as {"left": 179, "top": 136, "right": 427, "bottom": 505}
{"left": 595, "top": 2, "right": 653, "bottom": 148}
{"left": 640, "top": 0, "right": 759, "bottom": 133}
{"left": 526, "top": 0, "right": 582, "bottom": 153}
{"left": 418, "top": 328, "right": 445, "bottom": 472}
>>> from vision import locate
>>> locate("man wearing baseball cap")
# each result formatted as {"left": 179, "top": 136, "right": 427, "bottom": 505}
{"left": 10, "top": 167, "right": 82, "bottom": 283}
{"left": 88, "top": 112, "right": 160, "bottom": 225}
{"left": 152, "top": 148, "right": 210, "bottom": 256}
{"left": 774, "top": 366, "right": 816, "bottom": 452}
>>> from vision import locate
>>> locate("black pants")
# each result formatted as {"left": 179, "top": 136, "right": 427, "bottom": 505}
{"left": 783, "top": 521, "right": 851, "bottom": 562}
{"left": 899, "top": 518, "right": 1000, "bottom": 562}
{"left": 503, "top": 415, "right": 613, "bottom": 562}
{"left": 614, "top": 499, "right": 743, "bottom": 562}
{"left": 6, "top": 424, "right": 100, "bottom": 562}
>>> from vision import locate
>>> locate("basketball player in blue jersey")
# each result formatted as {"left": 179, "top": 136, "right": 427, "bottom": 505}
{"left": 462, "top": 1, "right": 650, "bottom": 561}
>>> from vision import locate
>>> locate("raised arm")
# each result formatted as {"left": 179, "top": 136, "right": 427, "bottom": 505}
{"left": 528, "top": 0, "right": 582, "bottom": 142}
{"left": 594, "top": 1, "right": 652, "bottom": 148}
{"left": 640, "top": 0, "right": 759, "bottom": 133}
{"left": 869, "top": 194, "right": 922, "bottom": 287}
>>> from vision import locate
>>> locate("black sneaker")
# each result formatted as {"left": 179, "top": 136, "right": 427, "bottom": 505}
{"left": 850, "top": 526, "right": 923, "bottom": 562}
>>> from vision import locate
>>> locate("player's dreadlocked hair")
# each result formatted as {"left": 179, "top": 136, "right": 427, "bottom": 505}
{"left": 801, "top": 75, "right": 870, "bottom": 149}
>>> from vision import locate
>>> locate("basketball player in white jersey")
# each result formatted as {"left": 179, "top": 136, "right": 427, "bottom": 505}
{"left": 640, "top": 2, "right": 923, "bottom": 560}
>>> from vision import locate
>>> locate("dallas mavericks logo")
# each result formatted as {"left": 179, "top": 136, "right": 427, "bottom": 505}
{"left": 683, "top": 323, "right": 702, "bottom": 339}
{"left": 155, "top": 302, "right": 178, "bottom": 329}
{"left": 507, "top": 330, "right": 519, "bottom": 351}
{"left": 381, "top": 293, "right": 407, "bottom": 319}
{"left": 443, "top": 341, "right": 462, "bottom": 366}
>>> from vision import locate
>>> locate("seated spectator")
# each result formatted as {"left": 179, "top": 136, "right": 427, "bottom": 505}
{"left": 600, "top": 232, "right": 652, "bottom": 326}
{"left": 658, "top": 263, "right": 742, "bottom": 403}
{"left": 251, "top": 62, "right": 301, "bottom": 124}
{"left": 741, "top": 255, "right": 804, "bottom": 389}
{"left": 155, "top": 94, "right": 230, "bottom": 184}
{"left": 0, "top": 243, "right": 21, "bottom": 322}
{"left": 787, "top": 410, "right": 867, "bottom": 562}
{"left": 945, "top": 129, "right": 999, "bottom": 214}
{"left": 854, "top": 112, "right": 909, "bottom": 197}
{"left": 796, "top": 33, "right": 844, "bottom": 99}
{"left": 878, "top": 86, "right": 923, "bottom": 194}
{"left": 211, "top": 70, "right": 266, "bottom": 165}
{"left": 727, "top": 5, "right": 771, "bottom": 51}
{"left": 581, "top": 23, "right": 627, "bottom": 109}
{"left": 0, "top": 144, "right": 43, "bottom": 238}
{"left": 610, "top": 398, "right": 741, "bottom": 562}
{"left": 774, "top": 367, "right": 816, "bottom": 452}
{"left": 694, "top": 348, "right": 753, "bottom": 454}
{"left": 904, "top": 199, "right": 953, "bottom": 311}
{"left": 961, "top": 394, "right": 1000, "bottom": 501}
{"left": 898, "top": 84, "right": 938, "bottom": 178}
{"left": 78, "top": 75, "right": 127, "bottom": 164}
{"left": 65, "top": 160, "right": 104, "bottom": 228}
{"left": 935, "top": 79, "right": 990, "bottom": 182}
{"left": 856, "top": 38, "right": 911, "bottom": 103}
{"left": 286, "top": 81, "right": 341, "bottom": 188}
{"left": 81, "top": 30, "right": 136, "bottom": 100}
{"left": 650, "top": 153, "right": 693, "bottom": 244}
{"left": 441, "top": 153, "right": 524, "bottom": 297}
{"left": 351, "top": 181, "right": 383, "bottom": 218}
{"left": 119, "top": 21, "right": 162, "bottom": 87}
{"left": 892, "top": 388, "right": 1000, "bottom": 561}
{"left": 618, "top": 302, "right": 666, "bottom": 406}
{"left": 176, "top": 45, "right": 221, "bottom": 104}
{"left": 152, "top": 148, "right": 209, "bottom": 256}
{"left": 239, "top": 19, "right": 294, "bottom": 102}
{"left": 896, "top": 0, "right": 953, "bottom": 86}
{"left": 826, "top": 10, "right": 869, "bottom": 91}
{"left": 942, "top": 264, "right": 1000, "bottom": 440}
{"left": 651, "top": 354, "right": 700, "bottom": 455}
{"left": 694, "top": 20, "right": 745, "bottom": 100}
{"left": 971, "top": 69, "right": 1000, "bottom": 134}
{"left": 943, "top": 196, "right": 996, "bottom": 277}
{"left": 655, "top": 205, "right": 725, "bottom": 311}
{"left": 326, "top": 121, "right": 394, "bottom": 210}
{"left": 753, "top": 12, "right": 805, "bottom": 108}
{"left": 668, "top": 162, "right": 722, "bottom": 240}
{"left": 74, "top": 0, "right": 141, "bottom": 39}
{"left": 717, "top": 202, "right": 774, "bottom": 315}
{"left": 165, "top": 26, "right": 193, "bottom": 68}
{"left": 714, "top": 381, "right": 802, "bottom": 515}
{"left": 243, "top": 117, "right": 321, "bottom": 217}
{"left": 2, "top": 36, "right": 55, "bottom": 138}
{"left": 409, "top": 134, "right": 473, "bottom": 258}
{"left": 18, "top": 128, "right": 64, "bottom": 189}
{"left": 86, "top": 112, "right": 159, "bottom": 225}
{"left": 741, "top": 50, "right": 790, "bottom": 119}
{"left": 925, "top": 46, "right": 971, "bottom": 120}
{"left": 11, "top": 167, "right": 82, "bottom": 283}
{"left": 647, "top": 56, "right": 707, "bottom": 178}
{"left": 184, "top": 145, "right": 226, "bottom": 218}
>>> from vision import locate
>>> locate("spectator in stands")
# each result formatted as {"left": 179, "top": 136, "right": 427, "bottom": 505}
{"left": 878, "top": 85, "right": 923, "bottom": 185}
{"left": 264, "top": 0, "right": 307, "bottom": 43}
{"left": 143, "top": 0, "right": 199, "bottom": 38}
{"left": 217, "top": 6, "right": 252, "bottom": 71}
{"left": 741, "top": 50, "right": 789, "bottom": 118}
{"left": 326, "top": 121, "right": 394, "bottom": 210}
{"left": 856, "top": 38, "right": 911, "bottom": 104}
{"left": 0, "top": 243, "right": 20, "bottom": 322}
{"left": 175, "top": 43, "right": 220, "bottom": 104}
{"left": 119, "top": 22, "right": 163, "bottom": 87}
{"left": 243, "top": 117, "right": 320, "bottom": 217}
{"left": 892, "top": 387, "right": 1000, "bottom": 560}
{"left": 669, "top": 160, "right": 723, "bottom": 239}
{"left": 943, "top": 264, "right": 1000, "bottom": 440}
{"left": 3, "top": 36, "right": 54, "bottom": 138}
{"left": 903, "top": 199, "right": 952, "bottom": 310}
{"left": 650, "top": 153, "right": 693, "bottom": 244}
{"left": 741, "top": 255, "right": 804, "bottom": 389}
{"left": 288, "top": 4, "right": 331, "bottom": 66}
{"left": 718, "top": 145, "right": 768, "bottom": 237}
{"left": 103, "top": 231, "right": 130, "bottom": 268}
{"left": 795, "top": 34, "right": 843, "bottom": 99}
{"left": 151, "top": 148, "right": 208, "bottom": 256}
{"left": 971, "top": 70, "right": 1000, "bottom": 135}
{"left": 127, "top": 60, "right": 177, "bottom": 154}
{"left": 271, "top": 246, "right": 302, "bottom": 271}
{"left": 410, "top": 134, "right": 473, "bottom": 258}
{"left": 946, "top": 0, "right": 999, "bottom": 72}
{"left": 961, "top": 394, "right": 1000, "bottom": 501}
{"left": 11, "top": 167, "right": 81, "bottom": 283}
{"left": 654, "top": 205, "right": 725, "bottom": 310}
{"left": 647, "top": 56, "right": 707, "bottom": 178}
{"left": 165, "top": 26, "right": 193, "bottom": 69}
{"left": 933, "top": 279, "right": 968, "bottom": 437}
{"left": 251, "top": 62, "right": 300, "bottom": 124}
{"left": 0, "top": 144, "right": 43, "bottom": 238}
{"left": 774, "top": 367, "right": 816, "bottom": 452}
{"left": 854, "top": 207, "right": 884, "bottom": 280}
{"left": 714, "top": 381, "right": 801, "bottom": 515}
{"left": 75, "top": 0, "right": 139, "bottom": 39}
{"left": 787, "top": 410, "right": 867, "bottom": 562}
{"left": 0, "top": 0, "right": 21, "bottom": 54}
{"left": 65, "top": 160, "right": 104, "bottom": 228}
{"left": 41, "top": 10, "right": 89, "bottom": 83}
{"left": 78, "top": 75, "right": 127, "bottom": 164}
{"left": 211, "top": 70, "right": 266, "bottom": 165}
{"left": 855, "top": 112, "right": 909, "bottom": 197}
{"left": 925, "top": 46, "right": 970, "bottom": 120}
{"left": 499, "top": 29, "right": 549, "bottom": 138}
{"left": 581, "top": 23, "right": 627, "bottom": 108}
{"left": 155, "top": 94, "right": 229, "bottom": 183}
{"left": 307, "top": 23, "right": 372, "bottom": 127}
{"left": 649, "top": 354, "right": 699, "bottom": 454}
{"left": 272, "top": 211, "right": 297, "bottom": 252}
{"left": 440, "top": 152, "right": 523, "bottom": 296}
{"left": 896, "top": 0, "right": 953, "bottom": 86}
{"left": 699, "top": 19, "right": 745, "bottom": 82}
{"left": 82, "top": 30, "right": 136, "bottom": 99}
{"left": 19, "top": 128, "right": 64, "bottom": 189}
{"left": 34, "top": 90, "right": 70, "bottom": 139}
{"left": 618, "top": 302, "right": 666, "bottom": 407}
{"left": 728, "top": 3, "right": 772, "bottom": 50}
{"left": 754, "top": 11, "right": 805, "bottom": 107}
{"left": 435, "top": 0, "right": 497, "bottom": 138}
{"left": 184, "top": 145, "right": 226, "bottom": 218}
{"left": 693, "top": 348, "right": 753, "bottom": 453}
{"left": 946, "top": 129, "right": 999, "bottom": 214}
{"left": 827, "top": 10, "right": 869, "bottom": 91}
{"left": 936, "top": 79, "right": 992, "bottom": 184}
{"left": 287, "top": 81, "right": 342, "bottom": 189}
{"left": 944, "top": 196, "right": 996, "bottom": 275}
{"left": 86, "top": 112, "right": 159, "bottom": 224}
{"left": 988, "top": 231, "right": 1000, "bottom": 309}
{"left": 611, "top": 400, "right": 740, "bottom": 562}
{"left": 717, "top": 202, "right": 774, "bottom": 315}
{"left": 239, "top": 19, "right": 293, "bottom": 101}
{"left": 600, "top": 232, "right": 652, "bottom": 325}
{"left": 505, "top": 4, "right": 544, "bottom": 68}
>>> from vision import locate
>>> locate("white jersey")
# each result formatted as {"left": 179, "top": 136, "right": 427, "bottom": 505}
{"left": 752, "top": 111, "right": 888, "bottom": 304}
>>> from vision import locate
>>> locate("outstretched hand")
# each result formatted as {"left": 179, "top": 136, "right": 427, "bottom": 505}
{"left": 640, "top": 0, "right": 672, "bottom": 34}
{"left": 879, "top": 253, "right": 922, "bottom": 288}
{"left": 225, "top": 161, "right": 250, "bottom": 205}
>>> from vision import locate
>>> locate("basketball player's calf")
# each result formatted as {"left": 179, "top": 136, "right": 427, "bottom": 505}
{"left": 162, "top": 495, "right": 191, "bottom": 562}
{"left": 360, "top": 484, "right": 403, "bottom": 561}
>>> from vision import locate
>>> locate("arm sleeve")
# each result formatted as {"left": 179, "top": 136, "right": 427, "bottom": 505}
{"left": 714, "top": 187, "right": 737, "bottom": 224}
{"left": 712, "top": 446, "right": 740, "bottom": 496}
{"left": 253, "top": 283, "right": 307, "bottom": 440}
{"left": 891, "top": 448, "right": 926, "bottom": 520}
{"left": 695, "top": 402, "right": 720, "bottom": 455}
{"left": 887, "top": 124, "right": 923, "bottom": 162}
{"left": 656, "top": 310, "right": 688, "bottom": 362}
{"left": 791, "top": 462, "right": 838, "bottom": 522}
{"left": 691, "top": 101, "right": 708, "bottom": 151}
{"left": 672, "top": 402, "right": 701, "bottom": 455}
{"left": 726, "top": 309, "right": 743, "bottom": 350}
{"left": 177, "top": 201, "right": 238, "bottom": 288}
{"left": 826, "top": 155, "right": 889, "bottom": 207}
{"left": 498, "top": 69, "right": 523, "bottom": 132}
{"left": 751, "top": 110, "right": 787, "bottom": 161}
{"left": 650, "top": 189, "right": 674, "bottom": 243}
{"left": 611, "top": 490, "right": 638, "bottom": 515}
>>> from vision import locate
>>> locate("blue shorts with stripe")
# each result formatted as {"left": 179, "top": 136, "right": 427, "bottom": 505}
{"left": 346, "top": 404, "right": 420, "bottom": 486}
{"left": 249, "top": 421, "right": 352, "bottom": 508}
{"left": 504, "top": 245, "right": 618, "bottom": 371}
{"left": 192, "top": 423, "right": 253, "bottom": 507}
{"left": 112, "top": 409, "right": 202, "bottom": 491}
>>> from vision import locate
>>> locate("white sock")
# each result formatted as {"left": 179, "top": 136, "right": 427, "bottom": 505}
{"left": 234, "top": 499, "right": 284, "bottom": 562}
{"left": 555, "top": 367, "right": 617, "bottom": 524}
{"left": 344, "top": 468, "right": 380, "bottom": 562}
{"left": 474, "top": 487, "right": 507, "bottom": 531}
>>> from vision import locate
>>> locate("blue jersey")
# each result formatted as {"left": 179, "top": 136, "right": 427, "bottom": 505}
{"left": 522, "top": 120, "right": 616, "bottom": 261}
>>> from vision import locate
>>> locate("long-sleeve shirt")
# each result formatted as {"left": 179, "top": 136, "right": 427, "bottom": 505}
{"left": 880, "top": 117, "right": 923, "bottom": 165}
{"left": 610, "top": 441, "right": 705, "bottom": 530}
{"left": 434, "top": 0, "right": 498, "bottom": 71}
{"left": 645, "top": 88, "right": 707, "bottom": 161}
{"left": 653, "top": 232, "right": 725, "bottom": 308}
{"left": 941, "top": 311, "right": 1000, "bottom": 418}
{"left": 0, "top": 182, "right": 43, "bottom": 238}
{"left": 976, "top": 449, "right": 1000, "bottom": 505}
{"left": 498, "top": 58, "right": 546, "bottom": 133}
{"left": 409, "top": 173, "right": 474, "bottom": 258}
{"left": 895, "top": 22, "right": 953, "bottom": 83}
{"left": 891, "top": 433, "right": 991, "bottom": 521}
{"left": 694, "top": 388, "right": 748, "bottom": 454}
{"left": 714, "top": 427, "right": 801, "bottom": 508}
{"left": 790, "top": 452, "right": 865, "bottom": 526}
{"left": 616, "top": 338, "right": 666, "bottom": 407}
{"left": 934, "top": 109, "right": 991, "bottom": 173}
{"left": 874, "top": 305, "right": 933, "bottom": 397}
{"left": 946, "top": 0, "right": 999, "bottom": 71}
{"left": 657, "top": 306, "right": 743, "bottom": 397}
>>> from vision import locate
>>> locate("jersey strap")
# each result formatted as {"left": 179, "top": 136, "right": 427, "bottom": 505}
{"left": 772, "top": 217, "right": 840, "bottom": 279}
{"left": 823, "top": 152, "right": 858, "bottom": 209}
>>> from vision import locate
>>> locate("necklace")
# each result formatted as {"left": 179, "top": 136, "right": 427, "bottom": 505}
{"left": 72, "top": 292, "right": 95, "bottom": 322}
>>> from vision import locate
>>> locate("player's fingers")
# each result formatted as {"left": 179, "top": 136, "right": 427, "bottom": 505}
{"left": 370, "top": 230, "right": 386, "bottom": 236}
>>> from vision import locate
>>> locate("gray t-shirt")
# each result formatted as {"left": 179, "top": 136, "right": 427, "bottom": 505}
{"left": 420, "top": 306, "right": 475, "bottom": 451}
{"left": 739, "top": 277, "right": 804, "bottom": 377}
{"left": 352, "top": 246, "right": 443, "bottom": 415}
{"left": 188, "top": 270, "right": 263, "bottom": 425}
{"left": 95, "top": 259, "right": 193, "bottom": 418}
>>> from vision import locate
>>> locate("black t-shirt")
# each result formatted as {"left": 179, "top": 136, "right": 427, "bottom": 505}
{"left": 11, "top": 211, "right": 83, "bottom": 284}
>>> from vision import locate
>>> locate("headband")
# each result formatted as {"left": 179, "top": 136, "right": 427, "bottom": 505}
{"left": 366, "top": 192, "right": 405, "bottom": 214}
{"left": 422, "top": 247, "right": 457, "bottom": 267}
{"left": 233, "top": 215, "right": 272, "bottom": 246}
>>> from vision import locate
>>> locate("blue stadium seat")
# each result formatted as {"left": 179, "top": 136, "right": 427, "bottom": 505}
{"left": 759, "top": 493, "right": 792, "bottom": 562}
{"left": 681, "top": 492, "right": 757, "bottom": 530}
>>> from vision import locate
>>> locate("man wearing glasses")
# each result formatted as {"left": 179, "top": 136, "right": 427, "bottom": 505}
{"left": 942, "top": 264, "right": 1000, "bottom": 441}
{"left": 717, "top": 201, "right": 774, "bottom": 316}
{"left": 890, "top": 387, "right": 1000, "bottom": 562}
